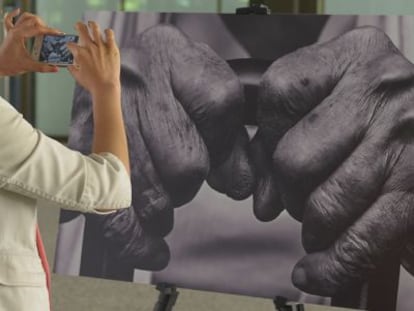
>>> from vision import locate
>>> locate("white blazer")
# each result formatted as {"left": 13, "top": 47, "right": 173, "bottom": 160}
{"left": 0, "top": 96, "right": 132, "bottom": 311}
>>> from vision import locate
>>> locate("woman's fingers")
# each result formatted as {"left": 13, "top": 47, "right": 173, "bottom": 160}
{"left": 4, "top": 8, "right": 20, "bottom": 31}
{"left": 75, "top": 21, "right": 94, "bottom": 46}
{"left": 66, "top": 43, "right": 82, "bottom": 77}
{"left": 14, "top": 11, "right": 44, "bottom": 27}
{"left": 31, "top": 62, "right": 59, "bottom": 73}
{"left": 8, "top": 11, "right": 62, "bottom": 38}
{"left": 75, "top": 21, "right": 105, "bottom": 47}
{"left": 88, "top": 21, "right": 103, "bottom": 45}
{"left": 104, "top": 28, "right": 116, "bottom": 48}
{"left": 18, "top": 24, "right": 62, "bottom": 38}
{"left": 65, "top": 42, "right": 80, "bottom": 57}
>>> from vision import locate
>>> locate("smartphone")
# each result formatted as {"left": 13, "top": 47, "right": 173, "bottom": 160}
{"left": 32, "top": 34, "right": 79, "bottom": 66}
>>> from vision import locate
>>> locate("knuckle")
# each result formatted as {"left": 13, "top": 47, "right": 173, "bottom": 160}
{"left": 260, "top": 60, "right": 307, "bottom": 120}
{"left": 90, "top": 21, "right": 98, "bottom": 28}
{"left": 303, "top": 184, "right": 344, "bottom": 252}
{"left": 386, "top": 90, "right": 414, "bottom": 141}
{"left": 33, "top": 16, "right": 42, "bottom": 24}
{"left": 307, "top": 187, "right": 336, "bottom": 227}
{"left": 261, "top": 63, "right": 294, "bottom": 98}
{"left": 347, "top": 26, "right": 389, "bottom": 45}
{"left": 19, "top": 12, "right": 30, "bottom": 19}
{"left": 78, "top": 23, "right": 88, "bottom": 32}
{"left": 273, "top": 133, "right": 314, "bottom": 182}
{"left": 32, "top": 19, "right": 41, "bottom": 28}
{"left": 140, "top": 24, "right": 185, "bottom": 47}
{"left": 202, "top": 74, "right": 242, "bottom": 118}
{"left": 333, "top": 229, "right": 375, "bottom": 278}
{"left": 8, "top": 27, "right": 17, "bottom": 35}
{"left": 343, "top": 26, "right": 396, "bottom": 58}
{"left": 162, "top": 150, "right": 207, "bottom": 183}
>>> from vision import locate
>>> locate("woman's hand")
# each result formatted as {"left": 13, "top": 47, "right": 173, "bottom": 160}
{"left": 66, "top": 21, "right": 120, "bottom": 96}
{"left": 0, "top": 8, "right": 62, "bottom": 76}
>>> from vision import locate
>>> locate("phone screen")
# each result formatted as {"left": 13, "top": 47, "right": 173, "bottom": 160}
{"left": 39, "top": 35, "right": 79, "bottom": 65}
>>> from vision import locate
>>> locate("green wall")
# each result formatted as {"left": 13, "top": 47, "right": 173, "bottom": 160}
{"left": 324, "top": 0, "right": 414, "bottom": 14}
{"left": 35, "top": 0, "right": 119, "bottom": 137}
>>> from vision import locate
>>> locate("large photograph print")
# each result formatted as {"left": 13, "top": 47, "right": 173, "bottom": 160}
{"left": 55, "top": 12, "right": 414, "bottom": 310}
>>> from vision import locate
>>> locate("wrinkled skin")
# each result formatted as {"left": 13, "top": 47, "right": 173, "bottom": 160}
{"left": 257, "top": 27, "right": 414, "bottom": 296}
{"left": 120, "top": 25, "right": 256, "bottom": 211}
{"left": 70, "top": 24, "right": 414, "bottom": 293}
{"left": 68, "top": 25, "right": 256, "bottom": 270}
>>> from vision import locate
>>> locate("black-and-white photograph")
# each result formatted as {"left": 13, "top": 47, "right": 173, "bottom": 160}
{"left": 54, "top": 11, "right": 414, "bottom": 310}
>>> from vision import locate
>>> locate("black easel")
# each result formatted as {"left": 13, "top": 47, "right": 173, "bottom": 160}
{"left": 153, "top": 284, "right": 179, "bottom": 311}
{"left": 236, "top": 2, "right": 271, "bottom": 15}
{"left": 274, "top": 296, "right": 305, "bottom": 311}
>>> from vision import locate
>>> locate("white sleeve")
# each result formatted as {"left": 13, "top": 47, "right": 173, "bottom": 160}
{"left": 0, "top": 97, "right": 131, "bottom": 214}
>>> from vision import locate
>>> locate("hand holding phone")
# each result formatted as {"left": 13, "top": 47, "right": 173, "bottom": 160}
{"left": 66, "top": 21, "right": 120, "bottom": 96}
{"left": 0, "top": 8, "right": 63, "bottom": 76}
{"left": 32, "top": 34, "right": 79, "bottom": 67}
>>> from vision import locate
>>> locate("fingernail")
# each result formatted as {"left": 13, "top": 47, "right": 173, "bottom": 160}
{"left": 292, "top": 267, "right": 308, "bottom": 288}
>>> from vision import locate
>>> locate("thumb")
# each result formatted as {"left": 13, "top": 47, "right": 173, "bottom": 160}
{"left": 4, "top": 8, "right": 20, "bottom": 32}
{"left": 29, "top": 60, "right": 59, "bottom": 73}
{"left": 67, "top": 64, "right": 79, "bottom": 77}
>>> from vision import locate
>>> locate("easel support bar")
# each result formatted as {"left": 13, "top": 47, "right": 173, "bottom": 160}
{"left": 274, "top": 296, "right": 306, "bottom": 311}
{"left": 153, "top": 283, "right": 179, "bottom": 311}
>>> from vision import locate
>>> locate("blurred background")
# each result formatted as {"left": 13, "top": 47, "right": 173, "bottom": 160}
{"left": 1, "top": 1, "right": 414, "bottom": 311}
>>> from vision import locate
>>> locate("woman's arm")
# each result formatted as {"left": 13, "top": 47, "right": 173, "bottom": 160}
{"left": 0, "top": 12, "right": 131, "bottom": 214}
{"left": 67, "top": 22, "right": 130, "bottom": 177}
{"left": 0, "top": 97, "right": 131, "bottom": 214}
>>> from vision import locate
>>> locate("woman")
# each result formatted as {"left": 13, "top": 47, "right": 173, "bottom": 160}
{"left": 0, "top": 8, "right": 131, "bottom": 311}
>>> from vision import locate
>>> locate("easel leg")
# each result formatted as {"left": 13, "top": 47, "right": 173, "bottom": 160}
{"left": 274, "top": 296, "right": 305, "bottom": 311}
{"left": 153, "top": 284, "right": 179, "bottom": 311}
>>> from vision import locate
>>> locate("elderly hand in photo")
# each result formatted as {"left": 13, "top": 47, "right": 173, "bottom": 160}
{"left": 121, "top": 25, "right": 256, "bottom": 220}
{"left": 69, "top": 24, "right": 258, "bottom": 270}
{"left": 257, "top": 26, "right": 414, "bottom": 296}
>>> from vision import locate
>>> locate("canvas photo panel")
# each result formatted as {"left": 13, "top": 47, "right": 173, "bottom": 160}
{"left": 54, "top": 11, "right": 414, "bottom": 311}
